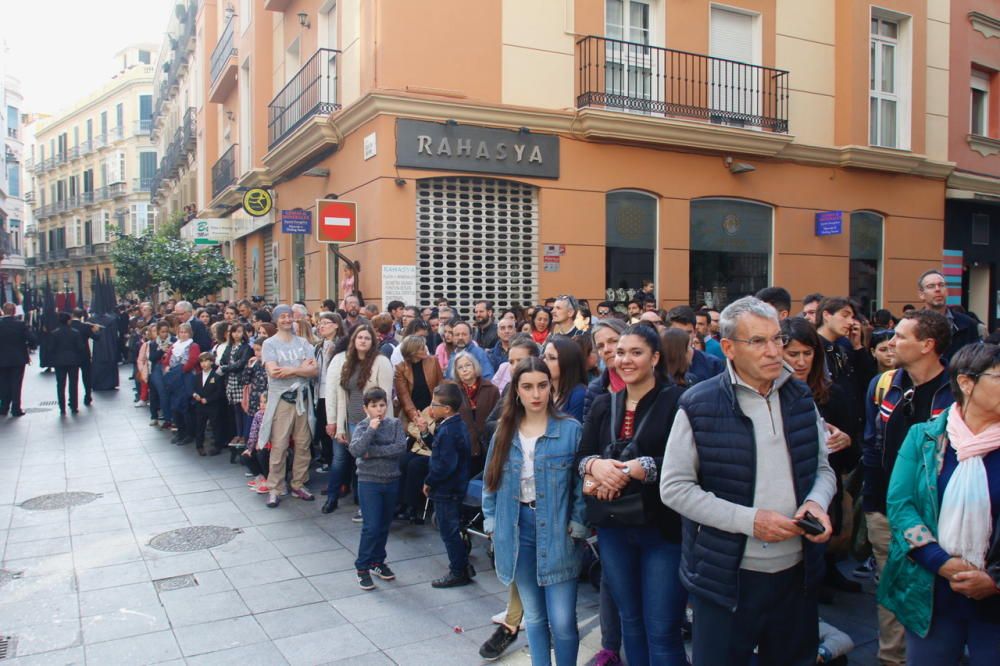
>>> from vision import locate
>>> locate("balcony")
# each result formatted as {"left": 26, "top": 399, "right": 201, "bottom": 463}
{"left": 209, "top": 16, "right": 238, "bottom": 102}
{"left": 25, "top": 257, "right": 35, "bottom": 268}
{"left": 81, "top": 191, "right": 95, "bottom": 206}
{"left": 268, "top": 48, "right": 341, "bottom": 149}
{"left": 109, "top": 126, "right": 124, "bottom": 142}
{"left": 68, "top": 246, "right": 88, "bottom": 259}
{"left": 133, "top": 177, "right": 154, "bottom": 192}
{"left": 134, "top": 119, "right": 152, "bottom": 136}
{"left": 109, "top": 182, "right": 128, "bottom": 198}
{"left": 24, "top": 191, "right": 34, "bottom": 204}
{"left": 575, "top": 35, "right": 789, "bottom": 134}
{"left": 7, "top": 127, "right": 17, "bottom": 140}
{"left": 50, "top": 248, "right": 68, "bottom": 261}
{"left": 94, "top": 133, "right": 108, "bottom": 150}
{"left": 211, "top": 144, "right": 238, "bottom": 198}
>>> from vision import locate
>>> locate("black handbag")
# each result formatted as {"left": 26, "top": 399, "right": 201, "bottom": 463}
{"left": 584, "top": 391, "right": 661, "bottom": 528}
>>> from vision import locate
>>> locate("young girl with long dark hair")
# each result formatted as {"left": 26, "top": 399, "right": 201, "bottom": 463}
{"left": 483, "top": 358, "right": 587, "bottom": 666}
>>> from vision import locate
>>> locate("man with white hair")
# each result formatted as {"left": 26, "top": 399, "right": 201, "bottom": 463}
{"left": 660, "top": 296, "right": 836, "bottom": 665}
{"left": 173, "top": 300, "right": 212, "bottom": 352}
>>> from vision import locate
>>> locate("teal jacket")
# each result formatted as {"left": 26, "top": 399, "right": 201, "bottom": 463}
{"left": 878, "top": 407, "right": 950, "bottom": 637}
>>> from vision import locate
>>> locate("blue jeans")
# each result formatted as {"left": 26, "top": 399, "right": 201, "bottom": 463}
{"left": 325, "top": 423, "right": 354, "bottom": 500}
{"left": 600, "top": 569, "right": 622, "bottom": 652}
{"left": 906, "top": 577, "right": 1000, "bottom": 666}
{"left": 150, "top": 365, "right": 168, "bottom": 421}
{"left": 598, "top": 525, "right": 687, "bottom": 666}
{"left": 513, "top": 504, "right": 579, "bottom": 666}
{"left": 434, "top": 497, "right": 469, "bottom": 575}
{"left": 356, "top": 481, "right": 400, "bottom": 571}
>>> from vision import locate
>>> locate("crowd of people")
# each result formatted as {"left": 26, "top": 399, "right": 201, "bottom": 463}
{"left": 1, "top": 268, "right": 998, "bottom": 666}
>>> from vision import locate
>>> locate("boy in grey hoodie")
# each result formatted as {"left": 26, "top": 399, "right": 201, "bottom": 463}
{"left": 349, "top": 387, "right": 407, "bottom": 590}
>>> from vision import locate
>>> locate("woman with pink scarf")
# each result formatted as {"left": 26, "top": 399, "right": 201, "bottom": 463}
{"left": 879, "top": 343, "right": 1000, "bottom": 665}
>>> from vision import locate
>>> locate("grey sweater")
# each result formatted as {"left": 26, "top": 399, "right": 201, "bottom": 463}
{"left": 348, "top": 417, "right": 407, "bottom": 483}
{"left": 659, "top": 363, "right": 837, "bottom": 573}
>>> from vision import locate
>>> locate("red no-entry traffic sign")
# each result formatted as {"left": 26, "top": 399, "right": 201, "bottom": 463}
{"left": 315, "top": 199, "right": 358, "bottom": 244}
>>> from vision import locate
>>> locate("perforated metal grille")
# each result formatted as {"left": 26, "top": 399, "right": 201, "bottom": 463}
{"left": 416, "top": 177, "right": 539, "bottom": 314}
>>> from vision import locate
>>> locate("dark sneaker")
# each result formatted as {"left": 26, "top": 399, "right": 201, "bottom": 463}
{"left": 357, "top": 570, "right": 375, "bottom": 591}
{"left": 352, "top": 509, "right": 363, "bottom": 523}
{"left": 266, "top": 492, "right": 280, "bottom": 508}
{"left": 290, "top": 487, "right": 315, "bottom": 501}
{"left": 321, "top": 498, "right": 338, "bottom": 514}
{"left": 479, "top": 623, "right": 519, "bottom": 661}
{"left": 852, "top": 556, "right": 877, "bottom": 579}
{"left": 431, "top": 570, "right": 472, "bottom": 588}
{"left": 370, "top": 563, "right": 395, "bottom": 581}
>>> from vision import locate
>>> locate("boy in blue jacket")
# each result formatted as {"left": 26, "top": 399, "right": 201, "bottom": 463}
{"left": 422, "top": 382, "right": 475, "bottom": 588}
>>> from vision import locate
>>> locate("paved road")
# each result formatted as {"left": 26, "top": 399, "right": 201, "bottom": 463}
{"left": 0, "top": 359, "right": 879, "bottom": 665}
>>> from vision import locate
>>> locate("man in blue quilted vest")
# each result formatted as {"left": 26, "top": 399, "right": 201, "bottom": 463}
{"left": 660, "top": 296, "right": 837, "bottom": 666}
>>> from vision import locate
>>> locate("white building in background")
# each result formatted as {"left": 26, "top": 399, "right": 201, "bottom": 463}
{"left": 1, "top": 50, "right": 28, "bottom": 300}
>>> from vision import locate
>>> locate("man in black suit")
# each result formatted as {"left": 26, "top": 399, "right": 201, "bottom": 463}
{"left": 49, "top": 312, "right": 87, "bottom": 415}
{"left": 70, "top": 308, "right": 101, "bottom": 406}
{"left": 191, "top": 352, "right": 225, "bottom": 456}
{"left": 173, "top": 300, "right": 213, "bottom": 353}
{"left": 0, "top": 303, "right": 35, "bottom": 416}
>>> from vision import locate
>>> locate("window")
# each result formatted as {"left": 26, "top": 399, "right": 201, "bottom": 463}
{"left": 74, "top": 218, "right": 83, "bottom": 246}
{"left": 849, "top": 211, "right": 884, "bottom": 317}
{"left": 240, "top": 0, "right": 252, "bottom": 32}
{"left": 139, "top": 95, "right": 152, "bottom": 123}
{"left": 100, "top": 111, "right": 108, "bottom": 137}
{"left": 6, "top": 162, "right": 19, "bottom": 197}
{"left": 116, "top": 103, "right": 124, "bottom": 131}
{"left": 416, "top": 177, "right": 539, "bottom": 311}
{"left": 971, "top": 70, "right": 991, "bottom": 137}
{"left": 870, "top": 15, "right": 907, "bottom": 148}
{"left": 138, "top": 50, "right": 151, "bottom": 64}
{"left": 972, "top": 213, "right": 990, "bottom": 246}
{"left": 6, "top": 105, "right": 18, "bottom": 132}
{"left": 710, "top": 5, "right": 760, "bottom": 128}
{"left": 690, "top": 199, "right": 772, "bottom": 308}
{"left": 139, "top": 152, "right": 157, "bottom": 187}
{"left": 86, "top": 119, "right": 93, "bottom": 143}
{"left": 606, "top": 191, "right": 656, "bottom": 304}
{"left": 73, "top": 126, "right": 79, "bottom": 147}
{"left": 604, "top": 0, "right": 654, "bottom": 109}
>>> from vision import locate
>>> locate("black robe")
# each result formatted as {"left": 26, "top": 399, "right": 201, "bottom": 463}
{"left": 90, "top": 314, "right": 120, "bottom": 390}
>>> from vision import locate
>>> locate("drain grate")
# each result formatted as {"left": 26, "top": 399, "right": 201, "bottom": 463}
{"left": 0, "top": 635, "right": 14, "bottom": 660}
{"left": 0, "top": 570, "right": 23, "bottom": 588}
{"left": 154, "top": 573, "right": 199, "bottom": 592}
{"left": 148, "top": 526, "right": 241, "bottom": 552}
{"left": 38, "top": 401, "right": 58, "bottom": 406}
{"left": 19, "top": 407, "right": 52, "bottom": 414}
{"left": 19, "top": 491, "right": 102, "bottom": 511}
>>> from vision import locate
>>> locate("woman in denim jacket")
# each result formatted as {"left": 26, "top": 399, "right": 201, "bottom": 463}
{"left": 483, "top": 357, "right": 587, "bottom": 666}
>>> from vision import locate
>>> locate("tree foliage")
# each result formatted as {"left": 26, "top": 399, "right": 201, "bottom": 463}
{"left": 111, "top": 229, "right": 235, "bottom": 301}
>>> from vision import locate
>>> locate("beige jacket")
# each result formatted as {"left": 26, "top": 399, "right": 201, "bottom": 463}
{"left": 325, "top": 352, "right": 395, "bottom": 433}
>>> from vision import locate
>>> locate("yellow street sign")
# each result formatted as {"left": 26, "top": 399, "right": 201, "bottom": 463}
{"left": 243, "top": 188, "right": 273, "bottom": 217}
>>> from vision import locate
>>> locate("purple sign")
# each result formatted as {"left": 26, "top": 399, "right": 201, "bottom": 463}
{"left": 815, "top": 211, "right": 843, "bottom": 236}
{"left": 281, "top": 209, "right": 312, "bottom": 234}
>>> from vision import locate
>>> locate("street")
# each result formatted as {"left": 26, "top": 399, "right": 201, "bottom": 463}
{"left": 0, "top": 360, "right": 882, "bottom": 665}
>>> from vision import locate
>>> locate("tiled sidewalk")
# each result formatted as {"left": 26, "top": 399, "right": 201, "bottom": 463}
{"left": 0, "top": 361, "right": 878, "bottom": 665}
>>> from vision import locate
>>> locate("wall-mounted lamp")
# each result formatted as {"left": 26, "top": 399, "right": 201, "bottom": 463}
{"left": 724, "top": 156, "right": 755, "bottom": 175}
{"left": 297, "top": 12, "right": 311, "bottom": 28}
{"left": 394, "top": 178, "right": 406, "bottom": 187}
{"left": 324, "top": 193, "right": 338, "bottom": 200}
{"left": 518, "top": 126, "right": 531, "bottom": 135}
{"left": 445, "top": 119, "right": 458, "bottom": 127}
{"left": 225, "top": 110, "right": 235, "bottom": 121}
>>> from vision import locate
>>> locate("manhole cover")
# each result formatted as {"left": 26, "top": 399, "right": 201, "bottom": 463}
{"left": 19, "top": 491, "right": 102, "bottom": 510}
{"left": 154, "top": 574, "right": 199, "bottom": 592}
{"left": 148, "top": 526, "right": 241, "bottom": 552}
{"left": 0, "top": 635, "right": 14, "bottom": 660}
{"left": 0, "top": 570, "right": 23, "bottom": 588}
{"left": 19, "top": 407, "right": 51, "bottom": 414}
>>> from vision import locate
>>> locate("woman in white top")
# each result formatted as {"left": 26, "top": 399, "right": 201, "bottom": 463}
{"left": 322, "top": 324, "right": 394, "bottom": 514}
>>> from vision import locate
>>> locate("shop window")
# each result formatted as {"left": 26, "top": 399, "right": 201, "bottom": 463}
{"left": 971, "top": 213, "right": 990, "bottom": 246}
{"left": 849, "top": 211, "right": 884, "bottom": 318}
{"left": 605, "top": 191, "right": 656, "bottom": 305}
{"left": 416, "top": 177, "right": 538, "bottom": 313}
{"left": 689, "top": 198, "right": 772, "bottom": 308}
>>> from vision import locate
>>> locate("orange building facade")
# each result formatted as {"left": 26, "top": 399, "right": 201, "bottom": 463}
{"left": 162, "top": 0, "right": 961, "bottom": 317}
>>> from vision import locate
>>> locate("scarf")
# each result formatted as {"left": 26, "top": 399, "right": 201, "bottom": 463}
{"left": 938, "top": 406, "right": 1000, "bottom": 569}
{"left": 461, "top": 380, "right": 480, "bottom": 410}
{"left": 608, "top": 367, "right": 626, "bottom": 393}
{"left": 531, "top": 329, "right": 549, "bottom": 346}
{"left": 169, "top": 338, "right": 194, "bottom": 368}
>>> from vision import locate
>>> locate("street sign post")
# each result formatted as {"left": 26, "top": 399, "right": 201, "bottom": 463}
{"left": 315, "top": 199, "right": 358, "bottom": 244}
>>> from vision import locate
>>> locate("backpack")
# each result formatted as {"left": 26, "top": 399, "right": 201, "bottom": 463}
{"left": 872, "top": 369, "right": 899, "bottom": 407}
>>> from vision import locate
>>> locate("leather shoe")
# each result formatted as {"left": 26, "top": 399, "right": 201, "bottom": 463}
{"left": 10, "top": 410, "right": 26, "bottom": 417}
{"left": 197, "top": 448, "right": 207, "bottom": 457}
{"left": 431, "top": 571, "right": 473, "bottom": 588}
{"left": 321, "top": 498, "right": 338, "bottom": 514}
{"left": 84, "top": 397, "right": 92, "bottom": 406}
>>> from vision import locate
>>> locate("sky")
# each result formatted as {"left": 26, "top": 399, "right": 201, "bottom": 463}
{"left": 2, "top": 0, "right": 177, "bottom": 117}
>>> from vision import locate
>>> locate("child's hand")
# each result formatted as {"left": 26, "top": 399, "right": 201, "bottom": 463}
{"left": 241, "top": 449, "right": 251, "bottom": 457}
{"left": 369, "top": 417, "right": 381, "bottom": 430}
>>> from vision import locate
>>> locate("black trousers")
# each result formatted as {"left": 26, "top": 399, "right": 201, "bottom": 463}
{"left": 399, "top": 451, "right": 431, "bottom": 511}
{"left": 194, "top": 402, "right": 226, "bottom": 451}
{"left": 0, "top": 365, "right": 27, "bottom": 413}
{"left": 55, "top": 366, "right": 80, "bottom": 412}
{"left": 314, "top": 399, "right": 332, "bottom": 464}
{"left": 80, "top": 359, "right": 93, "bottom": 400}
{"left": 690, "top": 563, "right": 818, "bottom": 666}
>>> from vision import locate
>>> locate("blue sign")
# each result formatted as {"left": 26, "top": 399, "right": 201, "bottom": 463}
{"left": 815, "top": 211, "right": 843, "bottom": 236}
{"left": 281, "top": 209, "right": 312, "bottom": 234}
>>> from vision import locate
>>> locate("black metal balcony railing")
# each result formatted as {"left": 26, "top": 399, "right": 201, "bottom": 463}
{"left": 210, "top": 16, "right": 237, "bottom": 84}
{"left": 576, "top": 35, "right": 789, "bottom": 133}
{"left": 268, "top": 48, "right": 341, "bottom": 148}
{"left": 212, "top": 144, "right": 238, "bottom": 198}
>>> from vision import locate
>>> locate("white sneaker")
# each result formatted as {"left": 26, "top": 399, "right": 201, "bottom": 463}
{"left": 352, "top": 509, "right": 363, "bottom": 523}
{"left": 133, "top": 400, "right": 148, "bottom": 408}
{"left": 148, "top": 419, "right": 159, "bottom": 427}
{"left": 491, "top": 608, "right": 525, "bottom": 631}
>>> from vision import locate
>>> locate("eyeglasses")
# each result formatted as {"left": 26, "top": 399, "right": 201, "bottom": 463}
{"left": 726, "top": 333, "right": 789, "bottom": 350}
{"left": 976, "top": 372, "right": 1000, "bottom": 380}
{"left": 429, "top": 402, "right": 444, "bottom": 408}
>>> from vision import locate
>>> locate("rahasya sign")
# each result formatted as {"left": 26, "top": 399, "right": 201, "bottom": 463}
{"left": 395, "top": 119, "right": 559, "bottom": 179}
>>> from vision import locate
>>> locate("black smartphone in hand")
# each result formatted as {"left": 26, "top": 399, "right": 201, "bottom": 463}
{"left": 795, "top": 511, "right": 825, "bottom": 536}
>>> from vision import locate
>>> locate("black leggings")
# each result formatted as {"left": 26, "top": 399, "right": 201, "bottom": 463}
{"left": 399, "top": 451, "right": 431, "bottom": 512}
